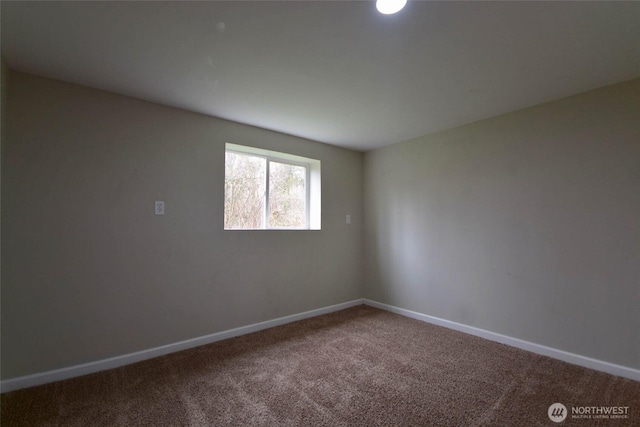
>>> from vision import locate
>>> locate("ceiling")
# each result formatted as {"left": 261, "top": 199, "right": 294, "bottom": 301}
{"left": 2, "top": 1, "right": 639, "bottom": 151}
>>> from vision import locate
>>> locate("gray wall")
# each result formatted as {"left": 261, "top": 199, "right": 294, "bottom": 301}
{"left": 1, "top": 71, "right": 364, "bottom": 379}
{"left": 364, "top": 79, "right": 640, "bottom": 369}
{"left": 1, "top": 60, "right": 6, "bottom": 351}
{"left": 3, "top": 69, "right": 639, "bottom": 381}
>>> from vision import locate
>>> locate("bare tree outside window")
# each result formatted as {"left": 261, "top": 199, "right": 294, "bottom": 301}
{"left": 269, "top": 161, "right": 306, "bottom": 228}
{"left": 224, "top": 149, "right": 309, "bottom": 230}
{"left": 224, "top": 151, "right": 266, "bottom": 229}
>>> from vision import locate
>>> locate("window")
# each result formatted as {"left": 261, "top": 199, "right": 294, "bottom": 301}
{"left": 224, "top": 143, "right": 321, "bottom": 230}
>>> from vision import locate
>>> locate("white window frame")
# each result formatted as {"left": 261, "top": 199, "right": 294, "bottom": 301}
{"left": 225, "top": 143, "right": 321, "bottom": 230}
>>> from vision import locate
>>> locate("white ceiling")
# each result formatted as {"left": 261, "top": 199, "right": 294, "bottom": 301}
{"left": 2, "top": 1, "right": 639, "bottom": 151}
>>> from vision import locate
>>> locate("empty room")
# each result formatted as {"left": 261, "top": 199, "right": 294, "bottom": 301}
{"left": 1, "top": 1, "right": 639, "bottom": 426}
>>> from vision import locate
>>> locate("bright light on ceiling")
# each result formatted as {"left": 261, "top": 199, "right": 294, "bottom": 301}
{"left": 376, "top": 0, "right": 407, "bottom": 15}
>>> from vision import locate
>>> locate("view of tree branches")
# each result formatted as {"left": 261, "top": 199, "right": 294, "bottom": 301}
{"left": 225, "top": 152, "right": 306, "bottom": 229}
{"left": 269, "top": 161, "right": 306, "bottom": 228}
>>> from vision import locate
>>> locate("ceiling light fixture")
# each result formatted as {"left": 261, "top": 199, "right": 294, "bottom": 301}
{"left": 376, "top": 0, "right": 407, "bottom": 15}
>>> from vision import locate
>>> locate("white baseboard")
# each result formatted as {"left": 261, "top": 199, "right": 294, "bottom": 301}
{"left": 4, "top": 298, "right": 636, "bottom": 393}
{"left": 363, "top": 299, "right": 640, "bottom": 382}
{"left": 0, "top": 299, "right": 365, "bottom": 393}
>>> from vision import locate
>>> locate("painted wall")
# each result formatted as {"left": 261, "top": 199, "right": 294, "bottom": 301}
{"left": 364, "top": 79, "right": 640, "bottom": 369}
{"left": 1, "top": 60, "right": 7, "bottom": 354}
{"left": 1, "top": 71, "right": 364, "bottom": 379}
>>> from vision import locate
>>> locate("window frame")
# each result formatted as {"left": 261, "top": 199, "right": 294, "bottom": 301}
{"left": 224, "top": 143, "right": 321, "bottom": 231}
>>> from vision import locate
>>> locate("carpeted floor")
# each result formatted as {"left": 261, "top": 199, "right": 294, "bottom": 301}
{"left": 1, "top": 305, "right": 638, "bottom": 426}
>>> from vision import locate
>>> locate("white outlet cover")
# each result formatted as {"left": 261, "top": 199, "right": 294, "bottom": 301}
{"left": 155, "top": 201, "right": 165, "bottom": 215}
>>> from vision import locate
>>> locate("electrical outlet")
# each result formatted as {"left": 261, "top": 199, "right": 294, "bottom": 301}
{"left": 155, "top": 201, "right": 165, "bottom": 215}
{"left": 346, "top": 214, "right": 351, "bottom": 224}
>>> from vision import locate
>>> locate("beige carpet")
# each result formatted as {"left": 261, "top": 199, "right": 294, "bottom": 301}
{"left": 2, "top": 305, "right": 638, "bottom": 426}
